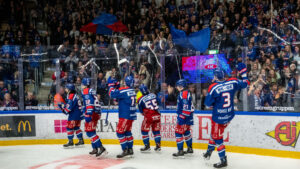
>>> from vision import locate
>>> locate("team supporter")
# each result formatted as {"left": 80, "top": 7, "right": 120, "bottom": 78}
{"left": 81, "top": 78, "right": 107, "bottom": 157}
{"left": 109, "top": 76, "right": 137, "bottom": 158}
{"left": 204, "top": 66, "right": 249, "bottom": 168}
{"left": 59, "top": 83, "right": 84, "bottom": 148}
{"left": 138, "top": 84, "right": 161, "bottom": 152}
{"left": 173, "top": 79, "right": 194, "bottom": 158}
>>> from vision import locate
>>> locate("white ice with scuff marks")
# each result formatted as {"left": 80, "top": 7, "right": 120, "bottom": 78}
{"left": 0, "top": 145, "right": 299, "bottom": 169}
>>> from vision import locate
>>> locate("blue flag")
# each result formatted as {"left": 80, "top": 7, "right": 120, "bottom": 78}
{"left": 188, "top": 28, "right": 210, "bottom": 53}
{"left": 170, "top": 24, "right": 210, "bottom": 53}
{"left": 92, "top": 13, "right": 117, "bottom": 25}
{"left": 169, "top": 24, "right": 189, "bottom": 47}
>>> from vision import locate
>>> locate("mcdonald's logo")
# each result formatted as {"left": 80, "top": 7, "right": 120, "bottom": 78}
{"left": 0, "top": 116, "right": 35, "bottom": 137}
{"left": 18, "top": 120, "right": 32, "bottom": 133}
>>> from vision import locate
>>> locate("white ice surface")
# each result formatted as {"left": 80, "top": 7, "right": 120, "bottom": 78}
{"left": 0, "top": 145, "right": 299, "bottom": 169}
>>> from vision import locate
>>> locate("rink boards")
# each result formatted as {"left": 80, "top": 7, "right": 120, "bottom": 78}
{"left": 0, "top": 110, "right": 299, "bottom": 159}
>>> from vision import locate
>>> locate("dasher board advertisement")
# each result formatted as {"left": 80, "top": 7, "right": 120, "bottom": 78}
{"left": 0, "top": 116, "right": 36, "bottom": 137}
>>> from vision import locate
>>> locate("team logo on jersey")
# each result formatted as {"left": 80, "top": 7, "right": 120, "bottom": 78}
{"left": 266, "top": 121, "right": 300, "bottom": 147}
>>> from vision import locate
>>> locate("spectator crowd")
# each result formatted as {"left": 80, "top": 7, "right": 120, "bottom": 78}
{"left": 0, "top": 0, "right": 300, "bottom": 111}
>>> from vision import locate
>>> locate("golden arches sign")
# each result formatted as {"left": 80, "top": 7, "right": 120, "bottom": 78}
{"left": 18, "top": 120, "right": 31, "bottom": 133}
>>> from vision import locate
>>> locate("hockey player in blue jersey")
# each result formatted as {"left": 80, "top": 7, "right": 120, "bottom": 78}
{"left": 59, "top": 83, "right": 84, "bottom": 148}
{"left": 204, "top": 65, "right": 249, "bottom": 168}
{"left": 108, "top": 76, "right": 137, "bottom": 158}
{"left": 173, "top": 79, "right": 194, "bottom": 158}
{"left": 138, "top": 84, "right": 161, "bottom": 152}
{"left": 81, "top": 78, "right": 107, "bottom": 157}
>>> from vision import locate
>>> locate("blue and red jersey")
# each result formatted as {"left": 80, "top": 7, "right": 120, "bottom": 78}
{"left": 138, "top": 93, "right": 159, "bottom": 114}
{"left": 177, "top": 90, "right": 194, "bottom": 125}
{"left": 62, "top": 93, "right": 83, "bottom": 121}
{"left": 109, "top": 86, "right": 137, "bottom": 120}
{"left": 205, "top": 78, "right": 249, "bottom": 124}
{"left": 82, "top": 88, "right": 101, "bottom": 116}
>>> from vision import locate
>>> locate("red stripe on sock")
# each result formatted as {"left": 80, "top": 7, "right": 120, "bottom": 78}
{"left": 176, "top": 137, "right": 184, "bottom": 142}
{"left": 119, "top": 138, "right": 127, "bottom": 143}
{"left": 67, "top": 131, "right": 74, "bottom": 135}
{"left": 91, "top": 135, "right": 99, "bottom": 142}
{"left": 127, "top": 136, "right": 133, "bottom": 141}
{"left": 209, "top": 140, "right": 215, "bottom": 144}
{"left": 217, "top": 145, "right": 225, "bottom": 151}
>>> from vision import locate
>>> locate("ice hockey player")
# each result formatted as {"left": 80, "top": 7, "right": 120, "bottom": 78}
{"left": 138, "top": 84, "right": 161, "bottom": 152}
{"left": 204, "top": 65, "right": 249, "bottom": 168}
{"left": 59, "top": 83, "right": 84, "bottom": 148}
{"left": 108, "top": 76, "right": 136, "bottom": 158}
{"left": 81, "top": 77, "right": 107, "bottom": 157}
{"left": 173, "top": 79, "right": 194, "bottom": 158}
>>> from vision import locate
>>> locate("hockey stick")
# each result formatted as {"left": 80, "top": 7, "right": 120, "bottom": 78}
{"left": 257, "top": 27, "right": 290, "bottom": 45}
{"left": 175, "top": 53, "right": 182, "bottom": 79}
{"left": 147, "top": 41, "right": 162, "bottom": 68}
{"left": 21, "top": 52, "right": 48, "bottom": 57}
{"left": 288, "top": 24, "right": 300, "bottom": 35}
{"left": 104, "top": 43, "right": 122, "bottom": 126}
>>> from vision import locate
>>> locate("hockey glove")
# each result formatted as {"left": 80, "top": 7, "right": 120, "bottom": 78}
{"left": 237, "top": 62, "right": 248, "bottom": 79}
{"left": 57, "top": 104, "right": 63, "bottom": 110}
{"left": 237, "top": 63, "right": 247, "bottom": 74}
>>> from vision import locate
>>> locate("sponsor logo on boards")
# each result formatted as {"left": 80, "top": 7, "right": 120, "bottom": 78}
{"left": 266, "top": 121, "right": 300, "bottom": 147}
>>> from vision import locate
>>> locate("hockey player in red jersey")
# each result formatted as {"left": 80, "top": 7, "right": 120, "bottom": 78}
{"left": 173, "top": 79, "right": 194, "bottom": 158}
{"left": 108, "top": 76, "right": 136, "bottom": 158}
{"left": 81, "top": 78, "right": 107, "bottom": 157}
{"left": 138, "top": 84, "right": 161, "bottom": 152}
{"left": 204, "top": 65, "right": 249, "bottom": 168}
{"left": 59, "top": 83, "right": 84, "bottom": 148}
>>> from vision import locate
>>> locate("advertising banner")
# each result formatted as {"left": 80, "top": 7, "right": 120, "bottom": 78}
{"left": 0, "top": 116, "right": 36, "bottom": 137}
{"left": 0, "top": 112, "right": 299, "bottom": 154}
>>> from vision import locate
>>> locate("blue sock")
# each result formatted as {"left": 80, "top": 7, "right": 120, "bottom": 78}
{"left": 117, "top": 132, "right": 128, "bottom": 150}
{"left": 74, "top": 126, "right": 83, "bottom": 139}
{"left": 175, "top": 132, "right": 184, "bottom": 150}
{"left": 152, "top": 131, "right": 161, "bottom": 145}
{"left": 125, "top": 131, "right": 134, "bottom": 149}
{"left": 207, "top": 139, "right": 216, "bottom": 153}
{"left": 67, "top": 128, "right": 74, "bottom": 141}
{"left": 215, "top": 139, "right": 226, "bottom": 160}
{"left": 184, "top": 130, "right": 192, "bottom": 148}
{"left": 141, "top": 131, "right": 150, "bottom": 146}
{"left": 86, "top": 131, "right": 102, "bottom": 149}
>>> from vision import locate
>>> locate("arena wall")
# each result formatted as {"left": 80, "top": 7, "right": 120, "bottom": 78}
{"left": 0, "top": 110, "right": 299, "bottom": 159}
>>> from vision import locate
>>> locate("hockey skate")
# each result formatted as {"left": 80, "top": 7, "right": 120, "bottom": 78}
{"left": 213, "top": 156, "right": 227, "bottom": 168}
{"left": 75, "top": 139, "right": 84, "bottom": 147}
{"left": 128, "top": 148, "right": 134, "bottom": 157}
{"left": 116, "top": 149, "right": 130, "bottom": 158}
{"left": 63, "top": 140, "right": 74, "bottom": 148}
{"left": 89, "top": 148, "right": 98, "bottom": 155}
{"left": 184, "top": 146, "right": 193, "bottom": 155}
{"left": 140, "top": 145, "right": 151, "bottom": 152}
{"left": 154, "top": 143, "right": 161, "bottom": 152}
{"left": 172, "top": 150, "right": 185, "bottom": 158}
{"left": 96, "top": 146, "right": 108, "bottom": 158}
{"left": 203, "top": 150, "right": 213, "bottom": 160}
